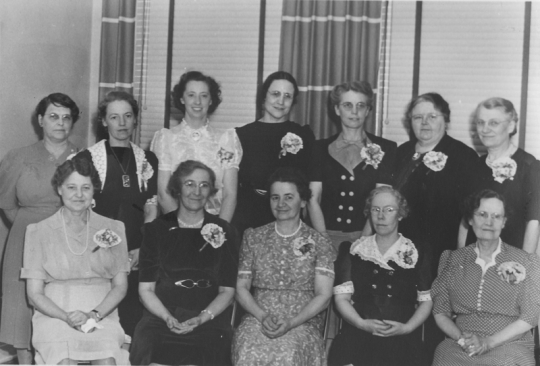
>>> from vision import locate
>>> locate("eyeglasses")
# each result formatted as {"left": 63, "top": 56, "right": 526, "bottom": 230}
{"left": 411, "top": 113, "right": 443, "bottom": 124}
{"left": 174, "top": 279, "right": 212, "bottom": 289}
{"left": 340, "top": 102, "right": 369, "bottom": 112}
{"left": 370, "top": 207, "right": 398, "bottom": 214}
{"left": 474, "top": 211, "right": 504, "bottom": 221}
{"left": 183, "top": 180, "right": 211, "bottom": 190}
{"left": 475, "top": 119, "right": 506, "bottom": 129}
{"left": 46, "top": 113, "right": 73, "bottom": 123}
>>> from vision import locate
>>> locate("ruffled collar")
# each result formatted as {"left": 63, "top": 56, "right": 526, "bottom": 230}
{"left": 350, "top": 234, "right": 418, "bottom": 270}
{"left": 180, "top": 119, "right": 210, "bottom": 142}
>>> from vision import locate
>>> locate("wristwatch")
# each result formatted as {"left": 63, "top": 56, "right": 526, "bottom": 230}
{"left": 91, "top": 310, "right": 102, "bottom": 321}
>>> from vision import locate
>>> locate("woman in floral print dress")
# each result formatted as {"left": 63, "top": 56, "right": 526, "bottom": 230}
{"left": 233, "top": 167, "right": 336, "bottom": 366}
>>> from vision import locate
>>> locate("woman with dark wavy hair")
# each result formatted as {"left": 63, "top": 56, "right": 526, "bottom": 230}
{"left": 151, "top": 71, "right": 242, "bottom": 222}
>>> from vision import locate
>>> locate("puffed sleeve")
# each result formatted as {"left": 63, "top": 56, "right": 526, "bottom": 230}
{"left": 237, "top": 228, "right": 255, "bottom": 280}
{"left": 150, "top": 128, "right": 173, "bottom": 172}
{"left": 333, "top": 241, "right": 354, "bottom": 295}
{"left": 20, "top": 223, "right": 47, "bottom": 280}
{"left": 216, "top": 223, "right": 240, "bottom": 288}
{"left": 217, "top": 128, "right": 243, "bottom": 170}
{"left": 314, "top": 231, "right": 337, "bottom": 279}
{"left": 416, "top": 242, "right": 433, "bottom": 301}
{"left": 431, "top": 250, "right": 453, "bottom": 315}
{"left": 517, "top": 253, "right": 540, "bottom": 326}
{"left": 524, "top": 159, "right": 540, "bottom": 222}
{"left": 139, "top": 221, "right": 161, "bottom": 282}
{"left": 0, "top": 148, "right": 22, "bottom": 210}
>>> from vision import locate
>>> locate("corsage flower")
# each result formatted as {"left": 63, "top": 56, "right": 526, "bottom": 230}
{"left": 200, "top": 223, "right": 226, "bottom": 252}
{"left": 137, "top": 159, "right": 154, "bottom": 191}
{"left": 217, "top": 147, "right": 235, "bottom": 166}
{"left": 497, "top": 261, "right": 526, "bottom": 284}
{"left": 487, "top": 157, "right": 517, "bottom": 183}
{"left": 279, "top": 133, "right": 303, "bottom": 158}
{"left": 92, "top": 228, "right": 122, "bottom": 252}
{"left": 394, "top": 238, "right": 418, "bottom": 269}
{"left": 360, "top": 143, "right": 385, "bottom": 169}
{"left": 423, "top": 151, "right": 448, "bottom": 172}
{"left": 292, "top": 236, "right": 316, "bottom": 261}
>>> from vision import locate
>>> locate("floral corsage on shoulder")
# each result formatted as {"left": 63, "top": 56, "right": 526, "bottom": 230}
{"left": 360, "top": 143, "right": 385, "bottom": 169}
{"left": 292, "top": 236, "right": 316, "bottom": 261}
{"left": 487, "top": 157, "right": 517, "bottom": 183}
{"left": 423, "top": 151, "right": 448, "bottom": 172}
{"left": 217, "top": 147, "right": 235, "bottom": 166}
{"left": 497, "top": 261, "right": 526, "bottom": 284}
{"left": 394, "top": 239, "right": 419, "bottom": 269}
{"left": 279, "top": 132, "right": 303, "bottom": 158}
{"left": 92, "top": 229, "right": 122, "bottom": 252}
{"left": 138, "top": 159, "right": 154, "bottom": 191}
{"left": 200, "top": 223, "right": 226, "bottom": 252}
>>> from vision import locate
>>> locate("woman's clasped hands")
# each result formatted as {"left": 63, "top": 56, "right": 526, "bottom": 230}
{"left": 458, "top": 332, "right": 491, "bottom": 357}
{"left": 65, "top": 310, "right": 101, "bottom": 333}
{"left": 261, "top": 313, "right": 293, "bottom": 339}
{"left": 360, "top": 319, "right": 411, "bottom": 337}
{"left": 164, "top": 314, "right": 202, "bottom": 335}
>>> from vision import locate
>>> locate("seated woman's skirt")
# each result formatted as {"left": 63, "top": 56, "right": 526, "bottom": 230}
{"left": 32, "top": 279, "right": 128, "bottom": 365}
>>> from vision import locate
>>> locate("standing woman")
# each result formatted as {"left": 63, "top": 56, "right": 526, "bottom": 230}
{"left": 232, "top": 71, "right": 315, "bottom": 235}
{"left": 0, "top": 93, "right": 80, "bottom": 364}
{"left": 459, "top": 97, "right": 540, "bottom": 253}
{"left": 151, "top": 71, "right": 242, "bottom": 221}
{"left": 76, "top": 91, "right": 158, "bottom": 337}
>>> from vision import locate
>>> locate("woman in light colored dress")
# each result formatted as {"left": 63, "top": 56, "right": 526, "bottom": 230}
{"left": 432, "top": 189, "right": 540, "bottom": 366}
{"left": 22, "top": 157, "right": 129, "bottom": 365}
{"left": 233, "top": 167, "right": 336, "bottom": 366}
{"left": 151, "top": 71, "right": 242, "bottom": 221}
{"left": 0, "top": 93, "right": 80, "bottom": 364}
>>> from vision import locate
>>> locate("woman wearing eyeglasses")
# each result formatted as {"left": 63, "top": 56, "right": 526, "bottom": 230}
{"left": 328, "top": 186, "right": 432, "bottom": 366}
{"left": 0, "top": 93, "right": 80, "bottom": 364}
{"left": 458, "top": 98, "right": 540, "bottom": 253}
{"left": 432, "top": 189, "right": 540, "bottom": 366}
{"left": 129, "top": 160, "right": 239, "bottom": 366}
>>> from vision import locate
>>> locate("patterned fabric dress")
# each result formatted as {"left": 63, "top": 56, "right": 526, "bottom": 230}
{"left": 233, "top": 222, "right": 336, "bottom": 365}
{"left": 432, "top": 242, "right": 540, "bottom": 366}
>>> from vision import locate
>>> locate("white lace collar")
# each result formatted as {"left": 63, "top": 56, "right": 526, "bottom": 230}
{"left": 350, "top": 234, "right": 419, "bottom": 270}
{"left": 180, "top": 119, "right": 210, "bottom": 141}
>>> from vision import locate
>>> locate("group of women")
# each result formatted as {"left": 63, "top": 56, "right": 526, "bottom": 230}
{"left": 0, "top": 69, "right": 538, "bottom": 366}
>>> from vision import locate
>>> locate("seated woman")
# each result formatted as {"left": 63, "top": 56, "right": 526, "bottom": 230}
{"left": 21, "top": 157, "right": 130, "bottom": 365}
{"left": 328, "top": 186, "right": 432, "bottom": 366}
{"left": 432, "top": 189, "right": 540, "bottom": 366}
{"left": 233, "top": 167, "right": 336, "bottom": 366}
{"left": 129, "top": 160, "right": 239, "bottom": 366}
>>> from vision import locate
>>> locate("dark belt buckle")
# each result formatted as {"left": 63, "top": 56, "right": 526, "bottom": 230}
{"left": 174, "top": 279, "right": 211, "bottom": 289}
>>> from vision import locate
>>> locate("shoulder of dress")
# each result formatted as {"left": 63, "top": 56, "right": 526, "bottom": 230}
{"left": 367, "top": 132, "right": 397, "bottom": 149}
{"left": 514, "top": 149, "right": 539, "bottom": 166}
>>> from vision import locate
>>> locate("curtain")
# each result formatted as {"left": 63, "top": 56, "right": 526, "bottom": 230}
{"left": 97, "top": 0, "right": 137, "bottom": 142}
{"left": 279, "top": 0, "right": 383, "bottom": 139}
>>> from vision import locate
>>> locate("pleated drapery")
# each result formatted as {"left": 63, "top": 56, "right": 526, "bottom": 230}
{"left": 279, "top": 0, "right": 383, "bottom": 139}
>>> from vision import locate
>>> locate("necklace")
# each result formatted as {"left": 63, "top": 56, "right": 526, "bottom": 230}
{"left": 275, "top": 221, "right": 302, "bottom": 238}
{"left": 177, "top": 217, "right": 204, "bottom": 228}
{"left": 110, "top": 145, "right": 132, "bottom": 187}
{"left": 61, "top": 208, "right": 89, "bottom": 256}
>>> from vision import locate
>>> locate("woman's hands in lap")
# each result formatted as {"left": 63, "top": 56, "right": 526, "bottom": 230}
{"left": 358, "top": 319, "right": 391, "bottom": 336}
{"left": 261, "top": 314, "right": 293, "bottom": 339}
{"left": 373, "top": 320, "right": 411, "bottom": 337}
{"left": 460, "top": 332, "right": 490, "bottom": 356}
{"left": 164, "top": 314, "right": 202, "bottom": 334}
{"left": 66, "top": 310, "right": 96, "bottom": 332}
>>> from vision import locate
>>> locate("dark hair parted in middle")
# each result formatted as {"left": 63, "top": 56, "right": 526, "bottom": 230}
{"left": 36, "top": 93, "right": 81, "bottom": 123}
{"left": 167, "top": 160, "right": 218, "bottom": 198}
{"left": 329, "top": 81, "right": 375, "bottom": 110}
{"left": 404, "top": 92, "right": 451, "bottom": 128}
{"left": 171, "top": 71, "right": 222, "bottom": 115}
{"left": 257, "top": 71, "right": 300, "bottom": 111}
{"left": 98, "top": 91, "right": 139, "bottom": 122}
{"left": 364, "top": 186, "right": 410, "bottom": 219}
{"left": 461, "top": 189, "right": 510, "bottom": 222}
{"left": 267, "top": 167, "right": 312, "bottom": 202}
{"left": 52, "top": 156, "right": 101, "bottom": 194}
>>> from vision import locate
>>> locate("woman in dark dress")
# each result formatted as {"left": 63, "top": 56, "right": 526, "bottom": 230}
{"left": 328, "top": 186, "right": 432, "bottom": 366}
{"left": 130, "top": 160, "right": 239, "bottom": 366}
{"left": 76, "top": 91, "right": 158, "bottom": 337}
{"left": 232, "top": 71, "right": 315, "bottom": 235}
{"left": 459, "top": 97, "right": 540, "bottom": 253}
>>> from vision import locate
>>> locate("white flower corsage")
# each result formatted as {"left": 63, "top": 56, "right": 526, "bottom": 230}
{"left": 487, "top": 157, "right": 517, "bottom": 183}
{"left": 217, "top": 147, "right": 235, "bottom": 166}
{"left": 497, "top": 261, "right": 526, "bottom": 284}
{"left": 360, "top": 143, "right": 385, "bottom": 169}
{"left": 200, "top": 223, "right": 226, "bottom": 252}
{"left": 92, "top": 228, "right": 122, "bottom": 252}
{"left": 138, "top": 159, "right": 154, "bottom": 191}
{"left": 292, "top": 236, "right": 316, "bottom": 261}
{"left": 279, "top": 132, "right": 303, "bottom": 158}
{"left": 394, "top": 239, "right": 418, "bottom": 269}
{"left": 423, "top": 151, "right": 448, "bottom": 172}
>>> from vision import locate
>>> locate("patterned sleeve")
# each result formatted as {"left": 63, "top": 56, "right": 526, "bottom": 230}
{"left": 0, "top": 148, "right": 22, "bottom": 210}
{"left": 416, "top": 242, "right": 433, "bottom": 302}
{"left": 333, "top": 241, "right": 353, "bottom": 294}
{"left": 138, "top": 222, "right": 161, "bottom": 282}
{"left": 216, "top": 223, "right": 240, "bottom": 288}
{"left": 315, "top": 231, "right": 337, "bottom": 279}
{"left": 217, "top": 128, "right": 243, "bottom": 170}
{"left": 524, "top": 159, "right": 540, "bottom": 222}
{"left": 237, "top": 228, "right": 255, "bottom": 280}
{"left": 431, "top": 250, "right": 453, "bottom": 315}
{"left": 517, "top": 253, "right": 540, "bottom": 326}
{"left": 150, "top": 128, "right": 173, "bottom": 172}
{"left": 20, "top": 223, "right": 47, "bottom": 280}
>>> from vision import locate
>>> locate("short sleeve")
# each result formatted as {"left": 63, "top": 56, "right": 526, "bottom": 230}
{"left": 524, "top": 159, "right": 540, "bottom": 222}
{"left": 431, "top": 250, "right": 453, "bottom": 315}
{"left": 0, "top": 148, "right": 22, "bottom": 210}
{"left": 314, "top": 231, "right": 337, "bottom": 279}
{"left": 517, "top": 253, "right": 540, "bottom": 326}
{"left": 111, "top": 220, "right": 131, "bottom": 275}
{"left": 218, "top": 129, "right": 243, "bottom": 170}
{"left": 237, "top": 228, "right": 255, "bottom": 280}
{"left": 150, "top": 129, "right": 173, "bottom": 172}
{"left": 216, "top": 223, "right": 239, "bottom": 288}
{"left": 21, "top": 224, "right": 47, "bottom": 280}
{"left": 416, "top": 243, "right": 433, "bottom": 301}
{"left": 138, "top": 222, "right": 161, "bottom": 282}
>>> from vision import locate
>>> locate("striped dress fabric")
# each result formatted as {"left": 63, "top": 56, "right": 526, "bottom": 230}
{"left": 431, "top": 243, "right": 540, "bottom": 366}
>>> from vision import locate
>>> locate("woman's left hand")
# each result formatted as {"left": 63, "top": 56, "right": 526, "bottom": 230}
{"left": 461, "top": 332, "right": 490, "bottom": 356}
{"left": 174, "top": 316, "right": 202, "bottom": 334}
{"left": 262, "top": 317, "right": 293, "bottom": 339}
{"left": 66, "top": 310, "right": 90, "bottom": 329}
{"left": 128, "top": 249, "right": 140, "bottom": 270}
{"left": 374, "top": 320, "right": 410, "bottom": 337}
